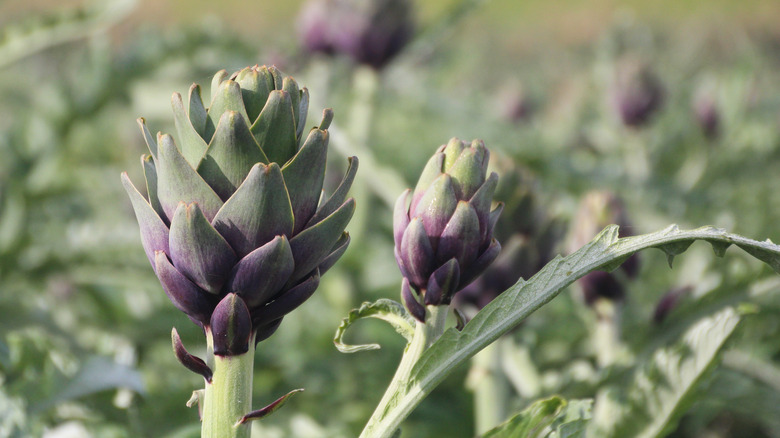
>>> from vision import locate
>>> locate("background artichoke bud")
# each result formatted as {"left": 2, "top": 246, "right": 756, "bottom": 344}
{"left": 611, "top": 57, "right": 665, "bottom": 128}
{"left": 297, "top": 0, "right": 414, "bottom": 69}
{"left": 693, "top": 91, "right": 720, "bottom": 140}
{"left": 122, "top": 66, "right": 357, "bottom": 353}
{"left": 394, "top": 138, "right": 502, "bottom": 321}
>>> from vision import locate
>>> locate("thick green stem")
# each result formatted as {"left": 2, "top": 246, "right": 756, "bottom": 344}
{"left": 592, "top": 299, "right": 623, "bottom": 368}
{"left": 360, "top": 305, "right": 447, "bottom": 438}
{"left": 344, "top": 66, "right": 379, "bottom": 243}
{"left": 201, "top": 345, "right": 255, "bottom": 438}
{"left": 468, "top": 340, "right": 510, "bottom": 435}
{"left": 329, "top": 68, "right": 406, "bottom": 208}
{"left": 425, "top": 305, "right": 447, "bottom": 347}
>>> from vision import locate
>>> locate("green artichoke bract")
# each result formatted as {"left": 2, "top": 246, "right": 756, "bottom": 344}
{"left": 122, "top": 65, "right": 357, "bottom": 356}
{"left": 393, "top": 138, "right": 502, "bottom": 321}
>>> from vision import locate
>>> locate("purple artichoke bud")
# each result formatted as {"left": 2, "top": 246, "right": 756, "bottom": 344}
{"left": 653, "top": 286, "right": 692, "bottom": 324}
{"left": 297, "top": 0, "right": 414, "bottom": 69}
{"left": 297, "top": 0, "right": 338, "bottom": 55}
{"left": 612, "top": 57, "right": 665, "bottom": 127}
{"left": 394, "top": 138, "right": 502, "bottom": 320}
{"left": 693, "top": 92, "right": 720, "bottom": 140}
{"left": 122, "top": 66, "right": 357, "bottom": 348}
{"left": 498, "top": 83, "right": 535, "bottom": 123}
{"left": 568, "top": 191, "right": 638, "bottom": 304}
{"left": 579, "top": 270, "right": 624, "bottom": 305}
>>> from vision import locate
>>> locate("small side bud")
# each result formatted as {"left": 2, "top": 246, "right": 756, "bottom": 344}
{"left": 211, "top": 293, "right": 253, "bottom": 356}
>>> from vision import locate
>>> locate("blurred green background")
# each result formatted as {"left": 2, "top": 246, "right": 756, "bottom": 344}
{"left": 1, "top": 0, "right": 779, "bottom": 437}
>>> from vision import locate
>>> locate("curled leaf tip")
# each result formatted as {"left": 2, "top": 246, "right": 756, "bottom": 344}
{"left": 334, "top": 298, "right": 416, "bottom": 353}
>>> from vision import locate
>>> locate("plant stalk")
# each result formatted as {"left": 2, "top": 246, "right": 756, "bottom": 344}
{"left": 360, "top": 305, "right": 447, "bottom": 438}
{"left": 467, "top": 339, "right": 509, "bottom": 435}
{"left": 592, "top": 299, "right": 623, "bottom": 368}
{"left": 201, "top": 340, "right": 255, "bottom": 438}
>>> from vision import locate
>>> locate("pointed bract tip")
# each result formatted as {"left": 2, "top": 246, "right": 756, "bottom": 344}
{"left": 172, "top": 328, "right": 213, "bottom": 382}
{"left": 319, "top": 108, "right": 334, "bottom": 130}
{"left": 237, "top": 388, "right": 304, "bottom": 425}
{"left": 211, "top": 293, "right": 253, "bottom": 356}
{"left": 402, "top": 278, "right": 426, "bottom": 322}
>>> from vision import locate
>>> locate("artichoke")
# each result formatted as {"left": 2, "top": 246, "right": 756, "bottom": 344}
{"left": 122, "top": 65, "right": 357, "bottom": 355}
{"left": 693, "top": 91, "right": 720, "bottom": 140}
{"left": 393, "top": 138, "right": 502, "bottom": 321}
{"left": 612, "top": 57, "right": 665, "bottom": 127}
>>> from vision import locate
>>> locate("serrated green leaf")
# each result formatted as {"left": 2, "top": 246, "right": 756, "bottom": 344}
{"left": 334, "top": 299, "right": 416, "bottom": 353}
{"left": 588, "top": 307, "right": 740, "bottom": 438}
{"left": 549, "top": 399, "right": 593, "bottom": 438}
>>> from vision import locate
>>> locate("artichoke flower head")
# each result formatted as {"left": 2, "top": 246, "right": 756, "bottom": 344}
{"left": 122, "top": 65, "right": 357, "bottom": 355}
{"left": 394, "top": 138, "right": 502, "bottom": 321}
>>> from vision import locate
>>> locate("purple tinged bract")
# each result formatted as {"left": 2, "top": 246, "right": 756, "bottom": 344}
{"left": 123, "top": 65, "right": 358, "bottom": 354}
{"left": 394, "top": 138, "right": 502, "bottom": 321}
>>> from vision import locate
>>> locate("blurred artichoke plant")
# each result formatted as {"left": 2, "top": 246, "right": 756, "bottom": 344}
{"left": 568, "top": 191, "right": 638, "bottom": 306}
{"left": 393, "top": 138, "right": 502, "bottom": 321}
{"left": 298, "top": 0, "right": 414, "bottom": 69}
{"left": 122, "top": 65, "right": 357, "bottom": 434}
{"left": 693, "top": 91, "right": 720, "bottom": 140}
{"left": 611, "top": 57, "right": 665, "bottom": 127}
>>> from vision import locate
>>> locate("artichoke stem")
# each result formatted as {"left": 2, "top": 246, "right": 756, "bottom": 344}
{"left": 201, "top": 333, "right": 255, "bottom": 438}
{"left": 592, "top": 299, "right": 623, "bottom": 368}
{"left": 345, "top": 66, "right": 379, "bottom": 243}
{"left": 467, "top": 340, "right": 510, "bottom": 435}
{"left": 360, "top": 305, "right": 447, "bottom": 438}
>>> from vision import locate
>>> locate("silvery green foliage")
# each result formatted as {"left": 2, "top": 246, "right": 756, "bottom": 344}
{"left": 357, "top": 225, "right": 780, "bottom": 437}
{"left": 588, "top": 306, "right": 741, "bottom": 438}
{"left": 481, "top": 396, "right": 592, "bottom": 438}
